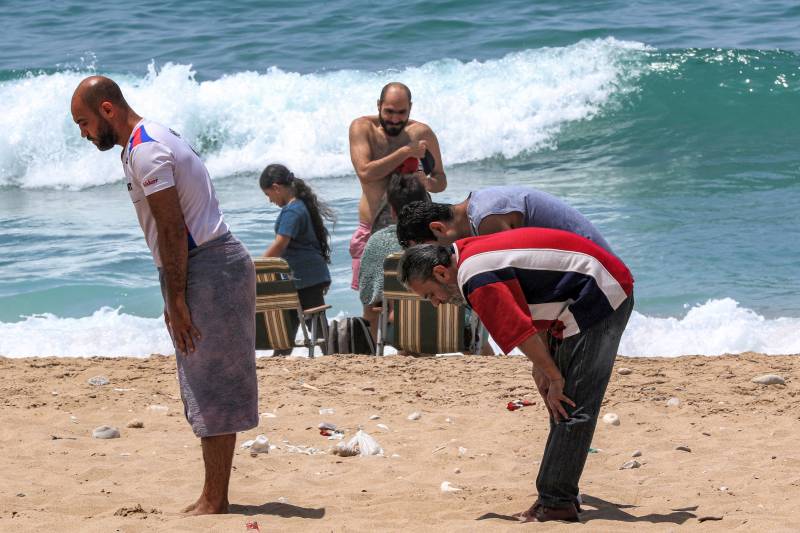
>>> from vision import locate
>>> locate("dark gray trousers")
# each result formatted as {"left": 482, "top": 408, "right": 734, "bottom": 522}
{"left": 535, "top": 295, "right": 634, "bottom": 508}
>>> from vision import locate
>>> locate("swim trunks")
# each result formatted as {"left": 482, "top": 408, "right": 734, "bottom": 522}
{"left": 349, "top": 222, "right": 372, "bottom": 290}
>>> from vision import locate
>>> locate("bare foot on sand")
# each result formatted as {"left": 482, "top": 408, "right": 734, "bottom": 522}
{"left": 181, "top": 498, "right": 229, "bottom": 515}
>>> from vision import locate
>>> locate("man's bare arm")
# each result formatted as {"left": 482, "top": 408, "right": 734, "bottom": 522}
{"left": 517, "top": 331, "right": 575, "bottom": 421}
{"left": 146, "top": 186, "right": 200, "bottom": 353}
{"left": 419, "top": 126, "right": 447, "bottom": 193}
{"left": 349, "top": 119, "right": 423, "bottom": 183}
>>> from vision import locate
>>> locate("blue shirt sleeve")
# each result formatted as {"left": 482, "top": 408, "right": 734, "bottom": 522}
{"left": 276, "top": 203, "right": 305, "bottom": 239}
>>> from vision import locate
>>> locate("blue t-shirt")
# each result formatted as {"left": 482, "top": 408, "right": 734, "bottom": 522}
{"left": 275, "top": 200, "right": 331, "bottom": 289}
{"left": 467, "top": 186, "right": 613, "bottom": 253}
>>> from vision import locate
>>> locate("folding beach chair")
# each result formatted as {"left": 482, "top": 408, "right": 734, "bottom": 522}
{"left": 253, "top": 257, "right": 330, "bottom": 357}
{"left": 375, "top": 252, "right": 483, "bottom": 356}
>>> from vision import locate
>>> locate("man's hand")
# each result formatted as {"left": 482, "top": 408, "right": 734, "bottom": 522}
{"left": 532, "top": 367, "right": 552, "bottom": 418}
{"left": 545, "top": 378, "right": 575, "bottom": 422}
{"left": 532, "top": 366, "right": 576, "bottom": 422}
{"left": 164, "top": 298, "right": 201, "bottom": 354}
{"left": 406, "top": 139, "right": 427, "bottom": 159}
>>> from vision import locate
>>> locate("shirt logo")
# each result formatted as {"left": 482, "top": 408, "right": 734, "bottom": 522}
{"left": 127, "top": 183, "right": 132, "bottom": 191}
{"left": 143, "top": 177, "right": 159, "bottom": 187}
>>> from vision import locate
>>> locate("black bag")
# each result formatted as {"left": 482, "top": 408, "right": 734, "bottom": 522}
{"left": 326, "top": 317, "right": 375, "bottom": 355}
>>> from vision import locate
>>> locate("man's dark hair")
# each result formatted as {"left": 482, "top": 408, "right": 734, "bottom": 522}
{"left": 387, "top": 174, "right": 428, "bottom": 216}
{"left": 379, "top": 82, "right": 411, "bottom": 104}
{"left": 80, "top": 76, "right": 129, "bottom": 112}
{"left": 396, "top": 201, "right": 454, "bottom": 248}
{"left": 398, "top": 243, "right": 453, "bottom": 287}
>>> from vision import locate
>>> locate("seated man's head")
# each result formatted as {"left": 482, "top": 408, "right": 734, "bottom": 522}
{"left": 397, "top": 201, "right": 462, "bottom": 248}
{"left": 387, "top": 174, "right": 428, "bottom": 222}
{"left": 398, "top": 244, "right": 465, "bottom": 306}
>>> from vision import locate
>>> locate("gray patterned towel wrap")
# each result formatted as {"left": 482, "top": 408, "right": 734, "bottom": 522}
{"left": 159, "top": 232, "right": 259, "bottom": 438}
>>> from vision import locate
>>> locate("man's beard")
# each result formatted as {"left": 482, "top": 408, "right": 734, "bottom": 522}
{"left": 379, "top": 115, "right": 407, "bottom": 137}
{"left": 89, "top": 116, "right": 117, "bottom": 151}
{"left": 442, "top": 282, "right": 466, "bottom": 306}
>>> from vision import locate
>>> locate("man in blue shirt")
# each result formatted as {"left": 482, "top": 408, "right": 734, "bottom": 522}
{"left": 396, "top": 186, "right": 613, "bottom": 253}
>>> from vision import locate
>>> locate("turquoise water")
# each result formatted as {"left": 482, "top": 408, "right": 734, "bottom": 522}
{"left": 1, "top": 1, "right": 798, "bottom": 356}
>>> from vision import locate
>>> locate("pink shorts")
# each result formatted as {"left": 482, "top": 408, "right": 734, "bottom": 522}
{"left": 349, "top": 222, "right": 372, "bottom": 290}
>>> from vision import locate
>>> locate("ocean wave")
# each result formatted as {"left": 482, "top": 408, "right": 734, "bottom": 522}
{"left": 619, "top": 298, "right": 800, "bottom": 357}
{"left": 0, "top": 38, "right": 646, "bottom": 190}
{"left": 0, "top": 307, "right": 173, "bottom": 358}
{"left": 0, "top": 299, "right": 797, "bottom": 358}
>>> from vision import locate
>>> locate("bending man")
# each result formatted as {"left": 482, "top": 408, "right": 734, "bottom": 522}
{"left": 71, "top": 76, "right": 259, "bottom": 515}
{"left": 399, "top": 228, "right": 634, "bottom": 522}
{"left": 397, "top": 185, "right": 613, "bottom": 253}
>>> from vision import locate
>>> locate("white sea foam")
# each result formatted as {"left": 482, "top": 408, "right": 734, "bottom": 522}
{"left": 618, "top": 298, "right": 800, "bottom": 357}
{"left": 0, "top": 307, "right": 173, "bottom": 358}
{"left": 0, "top": 38, "right": 647, "bottom": 189}
{"left": 0, "top": 299, "right": 797, "bottom": 358}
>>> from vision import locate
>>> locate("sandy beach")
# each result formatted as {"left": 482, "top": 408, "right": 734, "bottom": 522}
{"left": 1, "top": 352, "right": 798, "bottom": 532}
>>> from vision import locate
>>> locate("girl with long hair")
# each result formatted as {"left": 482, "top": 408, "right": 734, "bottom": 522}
{"left": 260, "top": 163, "right": 335, "bottom": 318}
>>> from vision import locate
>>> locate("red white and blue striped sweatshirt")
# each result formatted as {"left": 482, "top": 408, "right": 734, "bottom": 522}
{"left": 454, "top": 227, "right": 634, "bottom": 354}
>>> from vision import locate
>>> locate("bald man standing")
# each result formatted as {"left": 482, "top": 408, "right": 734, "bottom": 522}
{"left": 348, "top": 82, "right": 446, "bottom": 291}
{"left": 71, "top": 76, "right": 258, "bottom": 515}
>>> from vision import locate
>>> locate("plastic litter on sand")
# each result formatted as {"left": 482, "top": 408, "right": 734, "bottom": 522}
{"left": 333, "top": 430, "right": 383, "bottom": 457}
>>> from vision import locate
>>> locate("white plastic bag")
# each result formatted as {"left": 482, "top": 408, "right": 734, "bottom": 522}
{"left": 241, "top": 434, "right": 270, "bottom": 455}
{"left": 250, "top": 435, "right": 270, "bottom": 454}
{"left": 334, "top": 429, "right": 383, "bottom": 457}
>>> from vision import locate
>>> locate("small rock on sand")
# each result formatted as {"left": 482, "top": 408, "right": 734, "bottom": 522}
{"left": 126, "top": 420, "right": 144, "bottom": 429}
{"left": 751, "top": 374, "right": 785, "bottom": 385}
{"left": 698, "top": 515, "right": 723, "bottom": 522}
{"left": 667, "top": 397, "right": 681, "bottom": 407}
{"left": 620, "top": 460, "right": 640, "bottom": 470}
{"left": 88, "top": 376, "right": 109, "bottom": 386}
{"left": 675, "top": 445, "right": 692, "bottom": 452}
{"left": 92, "top": 425, "right": 120, "bottom": 439}
{"left": 440, "top": 481, "right": 462, "bottom": 493}
{"left": 369, "top": 414, "right": 380, "bottom": 420}
{"left": 602, "top": 413, "right": 620, "bottom": 426}
{"left": 617, "top": 367, "right": 632, "bottom": 375}
{"left": 407, "top": 411, "right": 421, "bottom": 421}
{"left": 631, "top": 450, "right": 642, "bottom": 458}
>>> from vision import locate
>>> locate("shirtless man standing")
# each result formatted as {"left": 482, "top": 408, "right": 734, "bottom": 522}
{"left": 348, "top": 82, "right": 446, "bottom": 290}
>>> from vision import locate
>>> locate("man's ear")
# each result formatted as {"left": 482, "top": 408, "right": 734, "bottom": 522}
{"left": 432, "top": 264, "right": 449, "bottom": 282}
{"left": 377, "top": 100, "right": 382, "bottom": 113}
{"left": 429, "top": 221, "right": 446, "bottom": 239}
{"left": 100, "top": 101, "right": 114, "bottom": 118}
{"left": 441, "top": 262, "right": 458, "bottom": 284}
